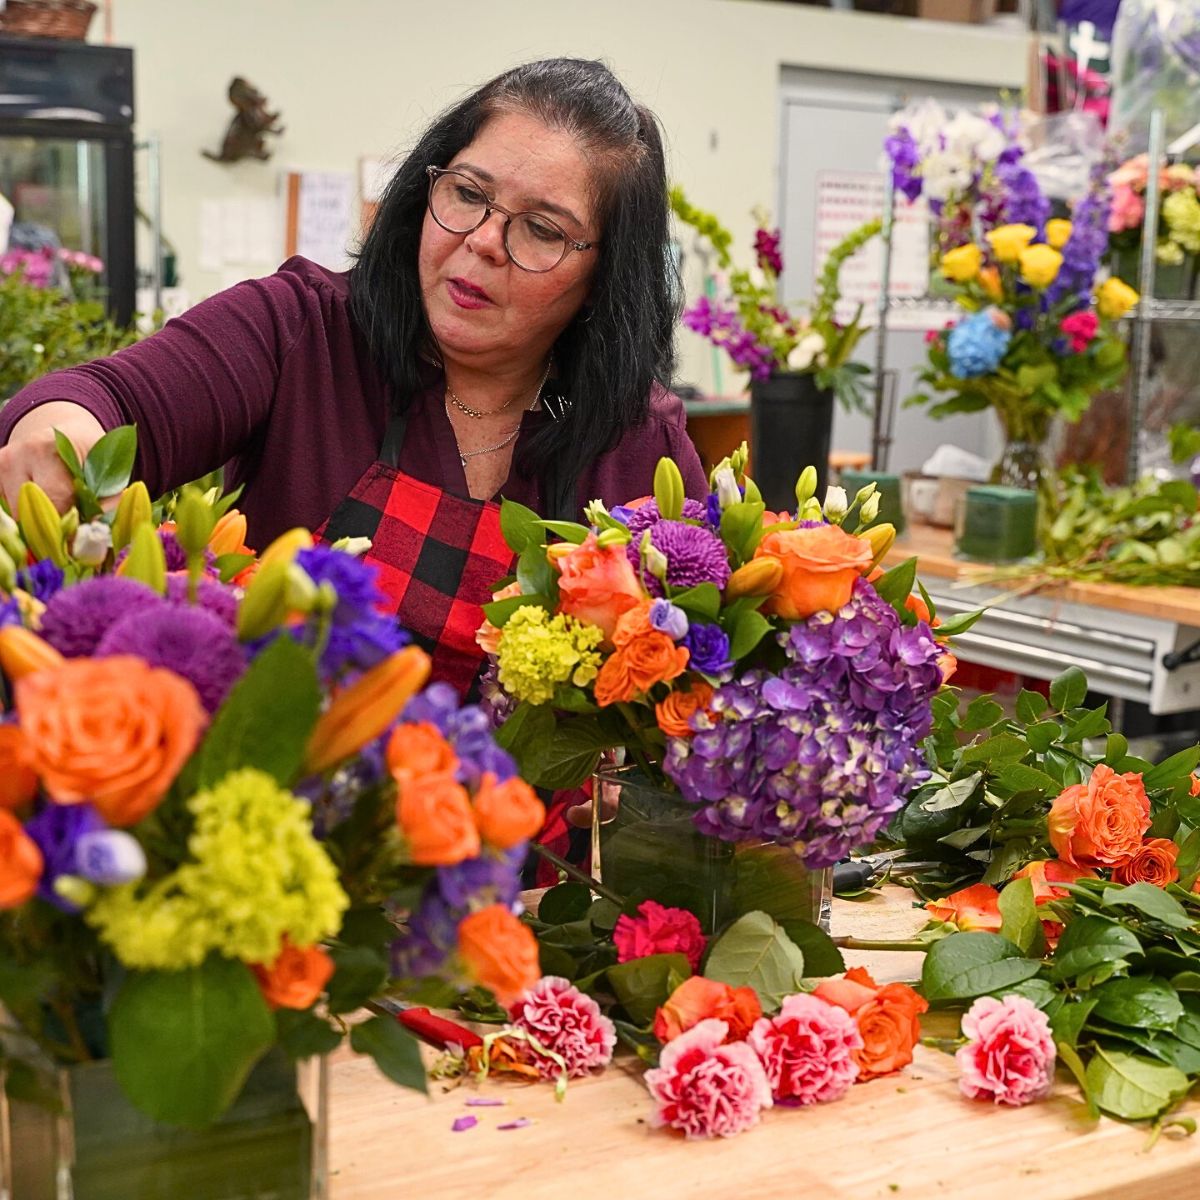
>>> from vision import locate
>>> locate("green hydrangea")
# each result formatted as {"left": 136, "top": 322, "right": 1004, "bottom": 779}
{"left": 496, "top": 605, "right": 603, "bottom": 706}
{"left": 87, "top": 768, "right": 348, "bottom": 970}
{"left": 1163, "top": 190, "right": 1200, "bottom": 255}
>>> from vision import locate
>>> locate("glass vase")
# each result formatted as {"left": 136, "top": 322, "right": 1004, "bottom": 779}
{"left": 0, "top": 1048, "right": 327, "bottom": 1200}
{"left": 990, "top": 408, "right": 1051, "bottom": 492}
{"left": 591, "top": 765, "right": 832, "bottom": 936}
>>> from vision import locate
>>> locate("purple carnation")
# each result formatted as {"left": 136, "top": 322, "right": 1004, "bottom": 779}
{"left": 24, "top": 803, "right": 106, "bottom": 911}
{"left": 631, "top": 520, "right": 731, "bottom": 596}
{"left": 165, "top": 574, "right": 239, "bottom": 629}
{"left": 682, "top": 622, "right": 734, "bottom": 677}
{"left": 39, "top": 576, "right": 164, "bottom": 657}
{"left": 96, "top": 604, "right": 246, "bottom": 713}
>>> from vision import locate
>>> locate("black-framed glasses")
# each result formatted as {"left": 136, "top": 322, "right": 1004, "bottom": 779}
{"left": 425, "top": 165, "right": 596, "bottom": 273}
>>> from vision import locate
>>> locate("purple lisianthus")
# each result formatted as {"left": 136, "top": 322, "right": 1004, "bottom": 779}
{"left": 649, "top": 599, "right": 689, "bottom": 641}
{"left": 16, "top": 560, "right": 64, "bottom": 604}
{"left": 75, "top": 829, "right": 146, "bottom": 886}
{"left": 629, "top": 520, "right": 731, "bottom": 597}
{"left": 39, "top": 576, "right": 164, "bottom": 657}
{"left": 24, "top": 803, "right": 106, "bottom": 911}
{"left": 682, "top": 622, "right": 734, "bottom": 677}
{"left": 403, "top": 682, "right": 518, "bottom": 786}
{"left": 947, "top": 310, "right": 1011, "bottom": 378}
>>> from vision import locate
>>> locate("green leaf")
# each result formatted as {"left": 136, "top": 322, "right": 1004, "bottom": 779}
{"left": 1104, "top": 733, "right": 1129, "bottom": 765}
{"left": 499, "top": 498, "right": 543, "bottom": 554}
{"left": 482, "top": 593, "right": 549, "bottom": 627}
{"left": 83, "top": 424, "right": 137, "bottom": 498}
{"left": 1049, "top": 666, "right": 1088, "bottom": 713}
{"left": 1056, "top": 1041, "right": 1098, "bottom": 1118}
{"left": 1062, "top": 706, "right": 1111, "bottom": 745}
{"left": 326, "top": 945, "right": 389, "bottom": 1016}
{"left": 0, "top": 958, "right": 55, "bottom": 1009}
{"left": 1143, "top": 745, "right": 1200, "bottom": 791}
{"left": 1051, "top": 917, "right": 1143, "bottom": 981}
{"left": 1101, "top": 883, "right": 1193, "bottom": 930}
{"left": 704, "top": 911, "right": 806, "bottom": 1009}
{"left": 1093, "top": 977, "right": 1185, "bottom": 1032}
{"left": 607, "top": 953, "right": 691, "bottom": 1026}
{"left": 960, "top": 733, "right": 1029, "bottom": 767}
{"left": 994, "top": 762, "right": 1062, "bottom": 796}
{"left": 535, "top": 519, "right": 589, "bottom": 544}
{"left": 1016, "top": 689, "right": 1049, "bottom": 724}
{"left": 918, "top": 773, "right": 983, "bottom": 813}
{"left": 872, "top": 557, "right": 917, "bottom": 609}
{"left": 672, "top": 583, "right": 721, "bottom": 622}
{"left": 516, "top": 544, "right": 554, "bottom": 598}
{"left": 494, "top": 701, "right": 554, "bottom": 758}
{"left": 778, "top": 919, "right": 846, "bottom": 978}
{"left": 1050, "top": 997, "right": 1098, "bottom": 1050}
{"left": 963, "top": 697, "right": 1004, "bottom": 732}
{"left": 350, "top": 1015, "right": 428, "bottom": 1093}
{"left": 538, "top": 942, "right": 579, "bottom": 981}
{"left": 337, "top": 906, "right": 398, "bottom": 948}
{"left": 529, "top": 719, "right": 616, "bottom": 791}
{"left": 588, "top": 897, "right": 622, "bottom": 933}
{"left": 53, "top": 428, "right": 84, "bottom": 480}
{"left": 538, "top": 882, "right": 594, "bottom": 926}
{"left": 276, "top": 1009, "right": 343, "bottom": 1060}
{"left": 998, "top": 877, "right": 1043, "bottom": 956}
{"left": 109, "top": 957, "right": 274, "bottom": 1128}
{"left": 1085, "top": 1047, "right": 1189, "bottom": 1121}
{"left": 728, "top": 608, "right": 772, "bottom": 661}
{"left": 1025, "top": 721, "right": 1061, "bottom": 754}
{"left": 921, "top": 932, "right": 1042, "bottom": 1002}
{"left": 931, "top": 608, "right": 985, "bottom": 637}
{"left": 215, "top": 552, "right": 256, "bottom": 584}
{"left": 190, "top": 636, "right": 321, "bottom": 789}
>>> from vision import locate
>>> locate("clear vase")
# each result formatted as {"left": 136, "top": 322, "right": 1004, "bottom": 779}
{"left": 591, "top": 765, "right": 832, "bottom": 936}
{"left": 0, "top": 1048, "right": 327, "bottom": 1200}
{"left": 990, "top": 409, "right": 1051, "bottom": 492}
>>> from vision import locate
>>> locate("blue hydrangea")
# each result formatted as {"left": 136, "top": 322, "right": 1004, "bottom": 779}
{"left": 947, "top": 310, "right": 1012, "bottom": 378}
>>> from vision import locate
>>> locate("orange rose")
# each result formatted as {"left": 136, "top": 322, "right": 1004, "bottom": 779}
{"left": 0, "top": 725, "right": 37, "bottom": 810}
{"left": 386, "top": 721, "right": 459, "bottom": 786}
{"left": 251, "top": 938, "right": 335, "bottom": 1010}
{"left": 457, "top": 904, "right": 540, "bottom": 1007}
{"left": 612, "top": 600, "right": 654, "bottom": 647}
{"left": 0, "top": 809, "right": 42, "bottom": 908}
{"left": 1112, "top": 838, "right": 1180, "bottom": 887}
{"left": 623, "top": 631, "right": 690, "bottom": 693}
{"left": 655, "top": 682, "right": 715, "bottom": 738}
{"left": 1012, "top": 859, "right": 1097, "bottom": 902}
{"left": 396, "top": 776, "right": 480, "bottom": 866}
{"left": 16, "top": 657, "right": 206, "bottom": 827}
{"left": 924, "top": 883, "right": 1002, "bottom": 932}
{"left": 594, "top": 651, "right": 635, "bottom": 707}
{"left": 937, "top": 648, "right": 958, "bottom": 684}
{"left": 755, "top": 525, "right": 873, "bottom": 619}
{"left": 472, "top": 772, "right": 544, "bottom": 849}
{"left": 555, "top": 533, "right": 643, "bottom": 642}
{"left": 653, "top": 975, "right": 763, "bottom": 1043}
{"left": 1048, "top": 764, "right": 1151, "bottom": 869}
{"left": 815, "top": 967, "right": 928, "bottom": 1080}
{"left": 476, "top": 582, "right": 523, "bottom": 655}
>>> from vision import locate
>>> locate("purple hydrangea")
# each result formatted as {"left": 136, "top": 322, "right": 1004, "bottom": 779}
{"left": 437, "top": 847, "right": 524, "bottom": 909}
{"left": 391, "top": 892, "right": 461, "bottom": 980}
{"left": 682, "top": 622, "right": 733, "bottom": 677}
{"left": 96, "top": 603, "right": 247, "bottom": 713}
{"left": 403, "top": 682, "right": 518, "bottom": 786}
{"left": 628, "top": 520, "right": 731, "bottom": 597}
{"left": 39, "top": 576, "right": 164, "bottom": 657}
{"left": 24, "top": 803, "right": 106, "bottom": 911}
{"left": 664, "top": 578, "right": 944, "bottom": 868}
{"left": 947, "top": 310, "right": 1011, "bottom": 377}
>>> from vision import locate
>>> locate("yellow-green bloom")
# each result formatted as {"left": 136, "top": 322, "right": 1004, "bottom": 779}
{"left": 496, "top": 605, "right": 604, "bottom": 706}
{"left": 1163, "top": 190, "right": 1200, "bottom": 253}
{"left": 1018, "top": 244, "right": 1063, "bottom": 290}
{"left": 87, "top": 768, "right": 348, "bottom": 970}
{"left": 1158, "top": 239, "right": 1186, "bottom": 266}
{"left": 1096, "top": 276, "right": 1139, "bottom": 320}
{"left": 985, "top": 224, "right": 1037, "bottom": 264}
{"left": 1045, "top": 219, "right": 1072, "bottom": 250}
{"left": 940, "top": 243, "right": 982, "bottom": 283}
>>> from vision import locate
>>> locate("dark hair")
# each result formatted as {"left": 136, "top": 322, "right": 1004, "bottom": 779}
{"left": 350, "top": 58, "right": 678, "bottom": 495}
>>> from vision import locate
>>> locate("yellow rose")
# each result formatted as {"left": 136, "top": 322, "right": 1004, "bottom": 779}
{"left": 1096, "top": 276, "right": 1139, "bottom": 320}
{"left": 1045, "top": 219, "right": 1072, "bottom": 250}
{"left": 985, "top": 223, "right": 1037, "bottom": 263}
{"left": 1018, "top": 244, "right": 1063, "bottom": 290}
{"left": 940, "top": 243, "right": 982, "bottom": 283}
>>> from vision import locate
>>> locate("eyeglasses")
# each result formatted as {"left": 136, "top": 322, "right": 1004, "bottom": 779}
{"left": 425, "top": 165, "right": 596, "bottom": 273}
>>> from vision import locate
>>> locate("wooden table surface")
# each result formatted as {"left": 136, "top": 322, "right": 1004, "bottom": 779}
{"left": 327, "top": 889, "right": 1200, "bottom": 1200}
{"left": 888, "top": 524, "right": 1200, "bottom": 629}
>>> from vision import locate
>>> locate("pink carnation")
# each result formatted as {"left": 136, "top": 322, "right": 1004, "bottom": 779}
{"left": 747, "top": 993, "right": 862, "bottom": 1105}
{"left": 509, "top": 976, "right": 616, "bottom": 1079}
{"left": 1060, "top": 311, "right": 1099, "bottom": 353}
{"left": 955, "top": 994, "right": 1056, "bottom": 1106}
{"left": 644, "top": 1018, "right": 772, "bottom": 1139}
{"left": 613, "top": 900, "right": 706, "bottom": 971}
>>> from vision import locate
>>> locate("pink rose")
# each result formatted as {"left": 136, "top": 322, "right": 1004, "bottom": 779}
{"left": 644, "top": 1018, "right": 772, "bottom": 1139}
{"left": 613, "top": 900, "right": 706, "bottom": 971}
{"left": 1060, "top": 311, "right": 1099, "bottom": 353}
{"left": 747, "top": 993, "right": 862, "bottom": 1105}
{"left": 508, "top": 976, "right": 616, "bottom": 1079}
{"left": 555, "top": 532, "right": 644, "bottom": 642}
{"left": 1108, "top": 184, "right": 1145, "bottom": 233}
{"left": 955, "top": 994, "right": 1056, "bottom": 1106}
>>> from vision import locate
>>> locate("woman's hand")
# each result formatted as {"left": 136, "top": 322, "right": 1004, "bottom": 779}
{"left": 0, "top": 403, "right": 106, "bottom": 514}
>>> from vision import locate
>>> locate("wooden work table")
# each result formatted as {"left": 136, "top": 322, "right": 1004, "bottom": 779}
{"left": 327, "top": 889, "right": 1200, "bottom": 1200}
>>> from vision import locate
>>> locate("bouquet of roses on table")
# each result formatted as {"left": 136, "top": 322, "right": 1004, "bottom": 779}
{"left": 0, "top": 428, "right": 541, "bottom": 1129}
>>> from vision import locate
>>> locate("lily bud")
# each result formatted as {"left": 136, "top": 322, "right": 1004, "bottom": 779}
{"left": 59, "top": 507, "right": 79, "bottom": 543}
{"left": 18, "top": 482, "right": 67, "bottom": 567}
{"left": 823, "top": 486, "right": 849, "bottom": 521}
{"left": 330, "top": 535, "right": 373, "bottom": 557}
{"left": 653, "top": 457, "right": 685, "bottom": 522}
{"left": 0, "top": 544, "right": 15, "bottom": 592}
{"left": 71, "top": 520, "right": 113, "bottom": 568}
{"left": 208, "top": 509, "right": 249, "bottom": 556}
{"left": 0, "top": 625, "right": 65, "bottom": 679}
{"left": 174, "top": 489, "right": 217, "bottom": 557}
{"left": 854, "top": 481, "right": 878, "bottom": 506}
{"left": 53, "top": 876, "right": 97, "bottom": 911}
{"left": 800, "top": 498, "right": 824, "bottom": 522}
{"left": 284, "top": 563, "right": 319, "bottom": 614}
{"left": 236, "top": 558, "right": 291, "bottom": 641}
{"left": 795, "top": 465, "right": 819, "bottom": 508}
{"left": 725, "top": 556, "right": 784, "bottom": 599}
{"left": 117, "top": 523, "right": 167, "bottom": 594}
{"left": 583, "top": 499, "right": 612, "bottom": 527}
{"left": 111, "top": 482, "right": 153, "bottom": 552}
{"left": 258, "top": 527, "right": 313, "bottom": 572}
{"left": 596, "top": 525, "right": 631, "bottom": 548}
{"left": 862, "top": 522, "right": 897, "bottom": 567}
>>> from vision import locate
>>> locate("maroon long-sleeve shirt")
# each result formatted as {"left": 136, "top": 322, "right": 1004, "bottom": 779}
{"left": 0, "top": 257, "right": 707, "bottom": 547}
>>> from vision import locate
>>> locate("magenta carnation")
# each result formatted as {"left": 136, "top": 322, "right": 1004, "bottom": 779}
{"left": 96, "top": 604, "right": 247, "bottom": 713}
{"left": 955, "top": 994, "right": 1056, "bottom": 1106}
{"left": 748, "top": 993, "right": 862, "bottom": 1104}
{"left": 613, "top": 900, "right": 706, "bottom": 971}
{"left": 39, "top": 576, "right": 165, "bottom": 657}
{"left": 165, "top": 574, "right": 239, "bottom": 629}
{"left": 508, "top": 976, "right": 616, "bottom": 1079}
{"left": 644, "top": 1018, "right": 772, "bottom": 1139}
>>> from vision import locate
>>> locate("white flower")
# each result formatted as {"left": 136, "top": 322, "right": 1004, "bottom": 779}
{"left": 787, "top": 331, "right": 826, "bottom": 372}
{"left": 891, "top": 99, "right": 949, "bottom": 155}
{"left": 71, "top": 520, "right": 112, "bottom": 567}
{"left": 921, "top": 150, "right": 973, "bottom": 202}
{"left": 943, "top": 111, "right": 1007, "bottom": 164}
{"left": 861, "top": 493, "right": 882, "bottom": 523}
{"left": 714, "top": 466, "right": 741, "bottom": 510}
{"left": 823, "top": 486, "right": 848, "bottom": 519}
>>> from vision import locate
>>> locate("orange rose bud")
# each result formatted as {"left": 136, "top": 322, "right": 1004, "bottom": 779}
{"left": 457, "top": 904, "right": 540, "bottom": 1007}
{"left": 594, "top": 650, "right": 636, "bottom": 708}
{"left": 0, "top": 725, "right": 38, "bottom": 810}
{"left": 386, "top": 721, "right": 459, "bottom": 787}
{"left": 653, "top": 975, "right": 763, "bottom": 1044}
{"left": 725, "top": 557, "right": 783, "bottom": 599}
{"left": 251, "top": 939, "right": 335, "bottom": 1010}
{"left": 655, "top": 682, "right": 715, "bottom": 738}
{"left": 815, "top": 967, "right": 928, "bottom": 1080}
{"left": 0, "top": 625, "right": 64, "bottom": 681}
{"left": 623, "top": 631, "right": 690, "bottom": 694}
{"left": 16, "top": 657, "right": 206, "bottom": 827}
{"left": 0, "top": 808, "right": 43, "bottom": 908}
{"left": 1112, "top": 838, "right": 1180, "bottom": 887}
{"left": 305, "top": 646, "right": 431, "bottom": 773}
{"left": 471, "top": 772, "right": 543, "bottom": 850}
{"left": 555, "top": 532, "right": 643, "bottom": 642}
{"left": 1048, "top": 764, "right": 1151, "bottom": 869}
{"left": 397, "top": 775, "right": 481, "bottom": 866}
{"left": 924, "top": 883, "right": 1002, "bottom": 932}
{"left": 755, "top": 524, "right": 873, "bottom": 620}
{"left": 611, "top": 599, "right": 654, "bottom": 648}
{"left": 208, "top": 509, "right": 251, "bottom": 557}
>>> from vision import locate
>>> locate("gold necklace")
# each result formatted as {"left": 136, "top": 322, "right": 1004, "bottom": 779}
{"left": 445, "top": 360, "right": 552, "bottom": 420}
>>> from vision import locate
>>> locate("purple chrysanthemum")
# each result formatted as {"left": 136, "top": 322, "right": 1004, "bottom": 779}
{"left": 621, "top": 498, "right": 709, "bottom": 540}
{"left": 664, "top": 578, "right": 943, "bottom": 867}
{"left": 24, "top": 802, "right": 106, "bottom": 911}
{"left": 631, "top": 520, "right": 732, "bottom": 596}
{"left": 96, "top": 604, "right": 246, "bottom": 712}
{"left": 164, "top": 574, "right": 240, "bottom": 629}
{"left": 39, "top": 576, "right": 164, "bottom": 657}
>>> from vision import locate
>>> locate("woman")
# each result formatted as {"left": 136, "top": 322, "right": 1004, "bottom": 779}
{"left": 0, "top": 58, "right": 707, "bottom": 694}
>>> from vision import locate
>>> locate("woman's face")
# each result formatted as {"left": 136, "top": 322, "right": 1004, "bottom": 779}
{"left": 418, "top": 110, "right": 600, "bottom": 374}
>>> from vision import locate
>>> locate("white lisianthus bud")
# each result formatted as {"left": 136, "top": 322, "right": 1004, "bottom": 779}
{"left": 330, "top": 535, "right": 373, "bottom": 557}
{"left": 75, "top": 830, "right": 147, "bottom": 886}
{"left": 854, "top": 481, "right": 878, "bottom": 506}
{"left": 584, "top": 499, "right": 611, "bottom": 527}
{"left": 71, "top": 520, "right": 113, "bottom": 568}
{"left": 823, "top": 486, "right": 848, "bottom": 520}
{"left": 714, "top": 466, "right": 741, "bottom": 510}
{"left": 640, "top": 529, "right": 668, "bottom": 582}
{"left": 861, "top": 493, "right": 882, "bottom": 523}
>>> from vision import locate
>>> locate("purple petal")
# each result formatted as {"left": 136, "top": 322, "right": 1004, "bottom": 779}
{"left": 464, "top": 1098, "right": 506, "bottom": 1107}
{"left": 451, "top": 1115, "right": 478, "bottom": 1132}
{"left": 497, "top": 1118, "right": 533, "bottom": 1131}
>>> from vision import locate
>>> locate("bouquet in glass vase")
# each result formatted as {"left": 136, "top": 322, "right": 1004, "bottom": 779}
{"left": 479, "top": 449, "right": 964, "bottom": 932}
{"left": 0, "top": 430, "right": 540, "bottom": 1195}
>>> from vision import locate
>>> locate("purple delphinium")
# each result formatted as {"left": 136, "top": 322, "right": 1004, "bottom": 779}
{"left": 664, "top": 578, "right": 944, "bottom": 868}
{"left": 39, "top": 576, "right": 164, "bottom": 657}
{"left": 24, "top": 803, "right": 106, "bottom": 911}
{"left": 1046, "top": 162, "right": 1113, "bottom": 311}
{"left": 884, "top": 130, "right": 924, "bottom": 202}
{"left": 96, "top": 604, "right": 247, "bottom": 713}
{"left": 682, "top": 622, "right": 734, "bottom": 677}
{"left": 628, "top": 520, "right": 731, "bottom": 597}
{"left": 16, "top": 560, "right": 64, "bottom": 604}
{"left": 402, "top": 682, "right": 518, "bottom": 786}
{"left": 996, "top": 159, "right": 1050, "bottom": 234}
{"left": 754, "top": 227, "right": 784, "bottom": 275}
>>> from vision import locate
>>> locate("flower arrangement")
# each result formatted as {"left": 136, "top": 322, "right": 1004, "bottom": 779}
{"left": 480, "top": 447, "right": 964, "bottom": 873}
{"left": 670, "top": 187, "right": 879, "bottom": 411}
{"left": 0, "top": 428, "right": 540, "bottom": 1129}
{"left": 1107, "top": 154, "right": 1200, "bottom": 287}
